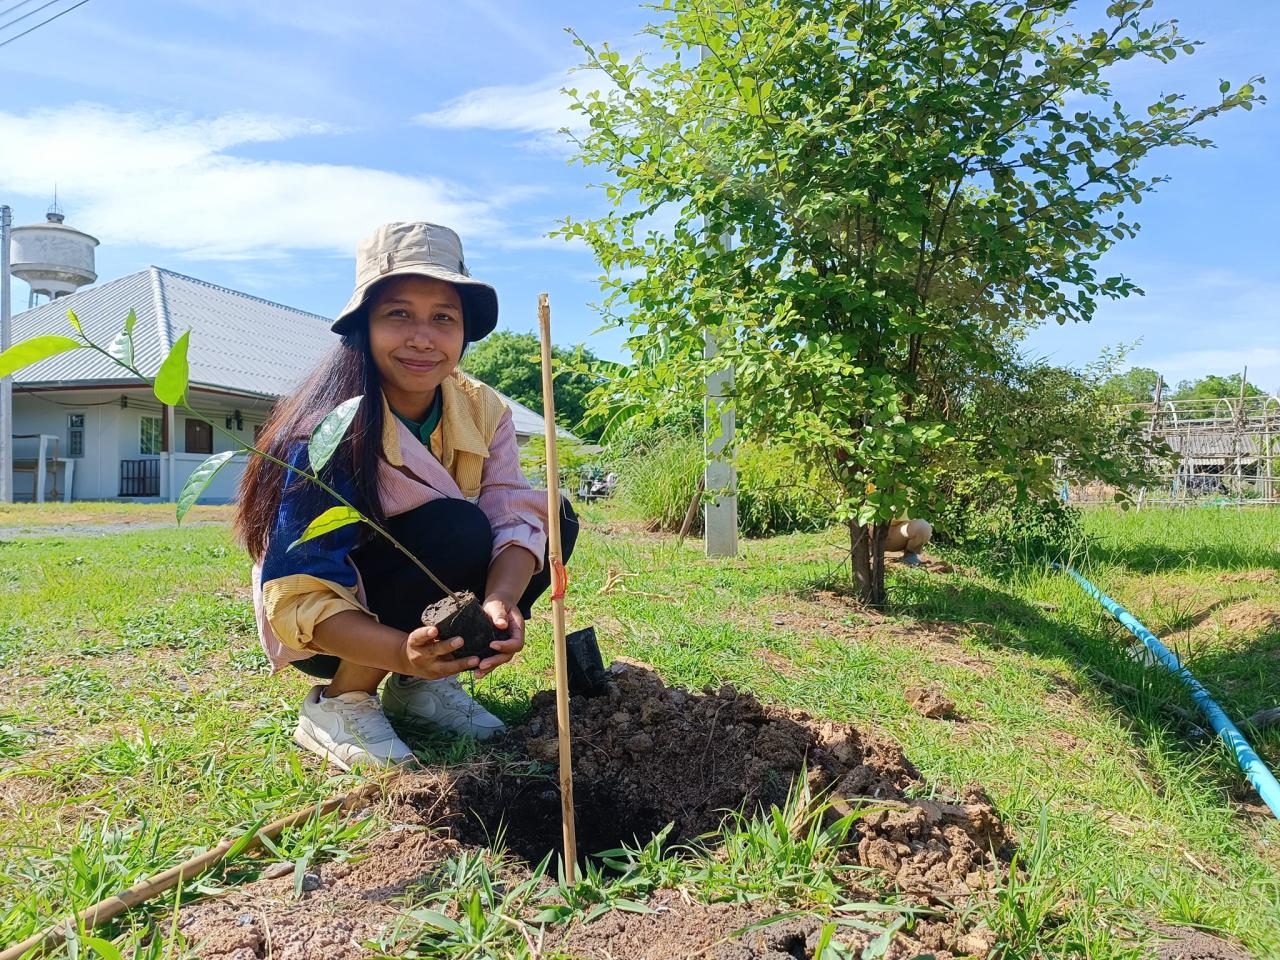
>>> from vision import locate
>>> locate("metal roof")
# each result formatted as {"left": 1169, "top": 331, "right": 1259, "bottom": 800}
{"left": 10, "top": 266, "right": 571, "bottom": 438}
{"left": 12, "top": 267, "right": 332, "bottom": 398}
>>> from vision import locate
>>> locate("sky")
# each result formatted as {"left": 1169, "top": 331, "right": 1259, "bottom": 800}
{"left": 0, "top": 0, "right": 1276, "bottom": 393}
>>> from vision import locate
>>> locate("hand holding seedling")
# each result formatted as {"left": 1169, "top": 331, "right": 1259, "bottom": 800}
{"left": 403, "top": 624, "right": 481, "bottom": 679}
{"left": 475, "top": 597, "right": 526, "bottom": 678}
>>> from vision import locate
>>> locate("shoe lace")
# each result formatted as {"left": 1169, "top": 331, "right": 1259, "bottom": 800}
{"left": 339, "top": 696, "right": 398, "bottom": 743}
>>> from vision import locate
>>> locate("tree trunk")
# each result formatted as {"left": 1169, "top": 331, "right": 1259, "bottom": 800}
{"left": 849, "top": 520, "right": 888, "bottom": 608}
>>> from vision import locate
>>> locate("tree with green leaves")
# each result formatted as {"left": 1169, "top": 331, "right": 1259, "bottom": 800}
{"left": 1172, "top": 373, "right": 1265, "bottom": 403}
{"left": 1099, "top": 366, "right": 1161, "bottom": 405}
{"left": 560, "top": 0, "right": 1261, "bottom": 604}
{"left": 463, "top": 331, "right": 605, "bottom": 442}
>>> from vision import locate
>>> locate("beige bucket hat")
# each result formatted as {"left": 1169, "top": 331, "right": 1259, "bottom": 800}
{"left": 332, "top": 221, "right": 498, "bottom": 341}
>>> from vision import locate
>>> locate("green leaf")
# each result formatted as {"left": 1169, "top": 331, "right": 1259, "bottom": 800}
{"left": 0, "top": 335, "right": 84, "bottom": 378}
{"left": 176, "top": 450, "right": 237, "bottom": 523}
{"left": 81, "top": 937, "right": 124, "bottom": 960}
{"left": 66, "top": 309, "right": 83, "bottom": 334}
{"left": 124, "top": 308, "right": 138, "bottom": 336}
{"left": 407, "top": 908, "right": 463, "bottom": 936}
{"left": 154, "top": 330, "right": 191, "bottom": 406}
{"left": 308, "top": 396, "right": 363, "bottom": 472}
{"left": 287, "top": 506, "right": 364, "bottom": 551}
{"left": 1220, "top": 79, "right": 1231, "bottom": 94}
{"left": 225, "top": 815, "right": 270, "bottom": 860}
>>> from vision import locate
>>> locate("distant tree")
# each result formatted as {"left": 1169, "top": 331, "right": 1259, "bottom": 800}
{"left": 1099, "top": 367, "right": 1162, "bottom": 405}
{"left": 462, "top": 331, "right": 605, "bottom": 441}
{"left": 562, "top": 0, "right": 1260, "bottom": 605}
{"left": 1170, "top": 373, "right": 1266, "bottom": 419}
{"left": 1172, "top": 373, "right": 1265, "bottom": 402}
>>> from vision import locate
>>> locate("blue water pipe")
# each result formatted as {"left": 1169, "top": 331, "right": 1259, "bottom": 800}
{"left": 1054, "top": 562, "right": 1280, "bottom": 821}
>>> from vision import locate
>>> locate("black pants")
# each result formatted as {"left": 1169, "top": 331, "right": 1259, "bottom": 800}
{"left": 293, "top": 497, "right": 579, "bottom": 679}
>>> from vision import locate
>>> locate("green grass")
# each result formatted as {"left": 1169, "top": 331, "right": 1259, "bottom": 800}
{"left": 1, "top": 505, "right": 1278, "bottom": 957}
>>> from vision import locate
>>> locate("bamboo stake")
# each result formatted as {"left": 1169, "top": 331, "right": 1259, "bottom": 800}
{"left": 538, "top": 292, "right": 579, "bottom": 883}
{"left": 0, "top": 783, "right": 380, "bottom": 960}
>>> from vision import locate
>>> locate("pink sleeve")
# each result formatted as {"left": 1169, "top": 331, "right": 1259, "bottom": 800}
{"left": 478, "top": 410, "right": 548, "bottom": 571}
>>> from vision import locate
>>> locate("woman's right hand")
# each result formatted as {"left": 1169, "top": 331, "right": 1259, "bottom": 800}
{"left": 401, "top": 624, "right": 480, "bottom": 679}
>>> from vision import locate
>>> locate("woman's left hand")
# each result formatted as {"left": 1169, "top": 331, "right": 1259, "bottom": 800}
{"left": 477, "top": 595, "right": 525, "bottom": 678}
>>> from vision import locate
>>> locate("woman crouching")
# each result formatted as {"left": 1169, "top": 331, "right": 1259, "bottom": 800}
{"left": 234, "top": 221, "right": 576, "bottom": 770}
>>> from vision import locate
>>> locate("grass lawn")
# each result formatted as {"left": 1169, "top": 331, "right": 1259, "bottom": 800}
{"left": 0, "top": 503, "right": 1276, "bottom": 958}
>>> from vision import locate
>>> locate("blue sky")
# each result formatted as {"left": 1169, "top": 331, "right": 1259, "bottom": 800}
{"left": 1, "top": 0, "right": 1276, "bottom": 392}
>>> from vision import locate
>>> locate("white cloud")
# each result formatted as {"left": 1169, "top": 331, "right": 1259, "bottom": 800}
{"left": 415, "top": 76, "right": 583, "bottom": 136}
{"left": 0, "top": 105, "right": 505, "bottom": 259}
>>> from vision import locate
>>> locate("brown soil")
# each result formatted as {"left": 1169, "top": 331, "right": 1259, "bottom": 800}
{"left": 1221, "top": 569, "right": 1279, "bottom": 585}
{"left": 1151, "top": 923, "right": 1253, "bottom": 960}
{"left": 1213, "top": 602, "right": 1280, "bottom": 637}
{"left": 178, "top": 827, "right": 462, "bottom": 959}
{"left": 553, "top": 888, "right": 994, "bottom": 959}
{"left": 178, "top": 661, "right": 1013, "bottom": 959}
{"left": 905, "top": 685, "right": 957, "bottom": 719}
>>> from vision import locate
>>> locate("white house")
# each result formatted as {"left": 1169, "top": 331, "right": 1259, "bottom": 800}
{"left": 7, "top": 265, "right": 562, "bottom": 503}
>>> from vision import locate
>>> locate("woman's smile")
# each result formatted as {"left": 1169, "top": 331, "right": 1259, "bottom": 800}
{"left": 396, "top": 354, "right": 440, "bottom": 374}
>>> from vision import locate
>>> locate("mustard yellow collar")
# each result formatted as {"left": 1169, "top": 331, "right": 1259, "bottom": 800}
{"left": 379, "top": 372, "right": 492, "bottom": 468}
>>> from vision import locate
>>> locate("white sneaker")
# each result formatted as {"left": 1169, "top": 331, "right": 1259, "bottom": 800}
{"left": 294, "top": 685, "right": 417, "bottom": 771}
{"left": 382, "top": 675, "right": 506, "bottom": 740}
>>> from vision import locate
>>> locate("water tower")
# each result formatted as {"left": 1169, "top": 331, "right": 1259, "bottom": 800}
{"left": 11, "top": 201, "right": 98, "bottom": 308}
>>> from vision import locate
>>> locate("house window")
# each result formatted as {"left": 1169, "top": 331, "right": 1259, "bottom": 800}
{"left": 140, "top": 416, "right": 163, "bottom": 455}
{"left": 67, "top": 413, "right": 85, "bottom": 457}
{"left": 185, "top": 419, "right": 213, "bottom": 454}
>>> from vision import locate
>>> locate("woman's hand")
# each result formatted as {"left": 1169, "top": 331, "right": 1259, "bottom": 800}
{"left": 401, "top": 625, "right": 480, "bottom": 680}
{"left": 476, "top": 595, "right": 525, "bottom": 678}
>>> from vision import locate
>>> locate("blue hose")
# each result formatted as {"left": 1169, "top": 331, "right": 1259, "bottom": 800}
{"left": 1054, "top": 563, "right": 1280, "bottom": 821}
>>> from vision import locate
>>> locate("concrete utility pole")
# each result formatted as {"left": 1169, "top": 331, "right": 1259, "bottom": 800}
{"left": 1, "top": 205, "right": 12, "bottom": 504}
{"left": 700, "top": 43, "right": 738, "bottom": 558}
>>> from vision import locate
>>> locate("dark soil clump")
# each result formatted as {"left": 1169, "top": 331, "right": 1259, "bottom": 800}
{"left": 421, "top": 590, "right": 502, "bottom": 660}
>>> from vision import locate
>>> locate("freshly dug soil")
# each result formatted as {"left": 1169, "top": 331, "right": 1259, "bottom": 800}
{"left": 398, "top": 660, "right": 1012, "bottom": 896}
{"left": 179, "top": 661, "right": 1013, "bottom": 959}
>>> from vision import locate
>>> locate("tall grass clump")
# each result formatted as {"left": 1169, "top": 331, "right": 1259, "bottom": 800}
{"left": 609, "top": 429, "right": 834, "bottom": 538}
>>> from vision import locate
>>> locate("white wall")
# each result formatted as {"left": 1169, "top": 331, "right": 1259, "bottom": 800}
{"left": 10, "top": 388, "right": 272, "bottom": 502}
{"left": 11, "top": 389, "right": 121, "bottom": 500}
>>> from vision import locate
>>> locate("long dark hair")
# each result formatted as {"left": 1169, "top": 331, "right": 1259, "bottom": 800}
{"left": 234, "top": 324, "right": 386, "bottom": 560}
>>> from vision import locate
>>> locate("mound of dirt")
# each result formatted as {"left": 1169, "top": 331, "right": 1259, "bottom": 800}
{"left": 180, "top": 662, "right": 1013, "bottom": 959}
{"left": 463, "top": 660, "right": 1009, "bottom": 897}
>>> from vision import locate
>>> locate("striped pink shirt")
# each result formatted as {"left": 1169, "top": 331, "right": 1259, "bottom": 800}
{"left": 252, "top": 403, "right": 547, "bottom": 672}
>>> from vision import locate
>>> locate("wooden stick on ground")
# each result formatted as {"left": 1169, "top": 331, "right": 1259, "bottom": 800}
{"left": 676, "top": 474, "right": 706, "bottom": 546}
{"left": 0, "top": 783, "right": 381, "bottom": 960}
{"left": 538, "top": 292, "right": 579, "bottom": 883}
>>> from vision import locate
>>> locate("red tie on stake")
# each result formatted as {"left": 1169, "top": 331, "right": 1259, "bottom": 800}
{"left": 538, "top": 292, "right": 579, "bottom": 882}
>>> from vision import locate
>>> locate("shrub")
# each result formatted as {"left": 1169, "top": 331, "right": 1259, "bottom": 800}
{"left": 933, "top": 481, "right": 1086, "bottom": 568}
